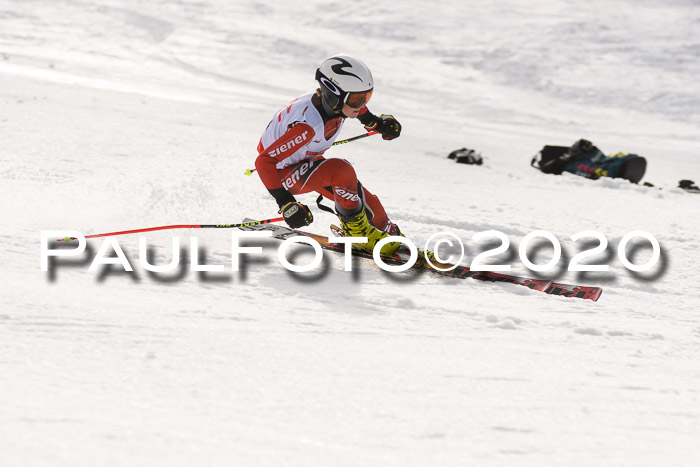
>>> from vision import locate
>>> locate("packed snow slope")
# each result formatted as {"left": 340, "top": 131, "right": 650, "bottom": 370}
{"left": 1, "top": 1, "right": 699, "bottom": 466}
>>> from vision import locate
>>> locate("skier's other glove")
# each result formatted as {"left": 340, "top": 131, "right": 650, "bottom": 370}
{"left": 364, "top": 114, "right": 402, "bottom": 140}
{"left": 279, "top": 201, "right": 313, "bottom": 228}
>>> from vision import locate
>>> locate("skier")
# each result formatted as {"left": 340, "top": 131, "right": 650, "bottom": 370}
{"left": 254, "top": 54, "right": 404, "bottom": 255}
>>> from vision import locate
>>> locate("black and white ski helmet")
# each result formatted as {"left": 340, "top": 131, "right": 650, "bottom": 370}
{"left": 315, "top": 55, "right": 374, "bottom": 112}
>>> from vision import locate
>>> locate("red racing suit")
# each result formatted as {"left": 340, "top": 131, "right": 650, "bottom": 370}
{"left": 254, "top": 92, "right": 392, "bottom": 231}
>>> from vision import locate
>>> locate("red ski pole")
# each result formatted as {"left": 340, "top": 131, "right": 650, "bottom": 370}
{"left": 57, "top": 217, "right": 285, "bottom": 242}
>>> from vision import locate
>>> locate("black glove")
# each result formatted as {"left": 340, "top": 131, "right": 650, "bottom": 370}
{"left": 279, "top": 201, "right": 313, "bottom": 228}
{"left": 364, "top": 114, "right": 401, "bottom": 140}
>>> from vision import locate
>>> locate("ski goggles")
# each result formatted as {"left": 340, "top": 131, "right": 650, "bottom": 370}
{"left": 344, "top": 89, "right": 373, "bottom": 109}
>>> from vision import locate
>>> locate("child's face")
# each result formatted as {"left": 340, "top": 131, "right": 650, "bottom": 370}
{"left": 342, "top": 104, "right": 361, "bottom": 118}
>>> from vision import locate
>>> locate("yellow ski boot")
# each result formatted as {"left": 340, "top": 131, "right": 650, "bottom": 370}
{"left": 339, "top": 208, "right": 402, "bottom": 257}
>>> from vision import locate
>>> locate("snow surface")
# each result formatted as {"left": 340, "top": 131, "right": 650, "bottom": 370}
{"left": 2, "top": 0, "right": 700, "bottom": 466}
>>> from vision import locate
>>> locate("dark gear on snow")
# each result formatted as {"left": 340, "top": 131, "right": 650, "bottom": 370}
{"left": 448, "top": 148, "right": 483, "bottom": 165}
{"left": 531, "top": 139, "right": 646, "bottom": 183}
{"left": 679, "top": 179, "right": 700, "bottom": 193}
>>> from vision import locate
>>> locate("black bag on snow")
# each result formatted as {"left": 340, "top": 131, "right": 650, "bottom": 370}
{"left": 531, "top": 145, "right": 570, "bottom": 174}
{"left": 532, "top": 139, "right": 646, "bottom": 183}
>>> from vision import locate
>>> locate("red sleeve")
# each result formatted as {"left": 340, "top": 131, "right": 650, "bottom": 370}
{"left": 255, "top": 123, "right": 315, "bottom": 190}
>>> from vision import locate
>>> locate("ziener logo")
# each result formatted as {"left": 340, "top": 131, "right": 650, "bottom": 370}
{"left": 333, "top": 187, "right": 360, "bottom": 202}
{"left": 268, "top": 130, "right": 309, "bottom": 158}
{"left": 282, "top": 162, "right": 312, "bottom": 190}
